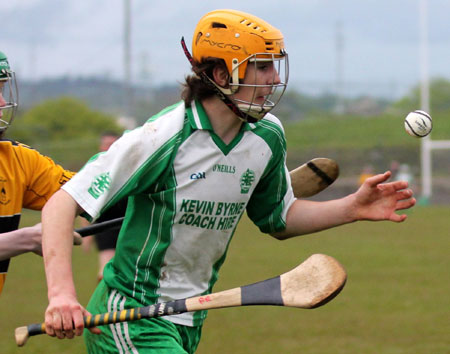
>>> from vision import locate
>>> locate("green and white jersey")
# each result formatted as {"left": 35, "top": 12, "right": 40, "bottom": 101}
{"left": 63, "top": 100, "right": 295, "bottom": 327}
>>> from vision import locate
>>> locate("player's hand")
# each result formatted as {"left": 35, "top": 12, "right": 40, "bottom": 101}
{"left": 24, "top": 223, "right": 44, "bottom": 256}
{"left": 351, "top": 171, "right": 416, "bottom": 222}
{"left": 73, "top": 232, "right": 83, "bottom": 246}
{"left": 44, "top": 295, "right": 101, "bottom": 339}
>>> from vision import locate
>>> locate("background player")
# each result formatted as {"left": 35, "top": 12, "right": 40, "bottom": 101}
{"left": 41, "top": 9, "right": 415, "bottom": 353}
{"left": 0, "top": 51, "right": 81, "bottom": 295}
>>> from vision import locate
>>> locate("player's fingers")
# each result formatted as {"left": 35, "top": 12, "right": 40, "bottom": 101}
{"left": 365, "top": 171, "right": 391, "bottom": 187}
{"left": 396, "top": 198, "right": 416, "bottom": 211}
{"left": 72, "top": 310, "right": 86, "bottom": 337}
{"left": 82, "top": 309, "right": 102, "bottom": 335}
{"left": 395, "top": 188, "right": 413, "bottom": 200}
{"left": 51, "top": 312, "right": 65, "bottom": 339}
{"left": 62, "top": 311, "right": 75, "bottom": 339}
{"left": 73, "top": 232, "right": 83, "bottom": 246}
{"left": 378, "top": 181, "right": 410, "bottom": 196}
{"left": 89, "top": 327, "right": 102, "bottom": 335}
{"left": 392, "top": 180, "right": 409, "bottom": 191}
{"left": 390, "top": 213, "right": 408, "bottom": 222}
{"left": 44, "top": 312, "right": 56, "bottom": 337}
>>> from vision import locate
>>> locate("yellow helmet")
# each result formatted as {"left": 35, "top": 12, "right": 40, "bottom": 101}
{"left": 186, "top": 9, "right": 289, "bottom": 122}
{"left": 192, "top": 9, "right": 286, "bottom": 81}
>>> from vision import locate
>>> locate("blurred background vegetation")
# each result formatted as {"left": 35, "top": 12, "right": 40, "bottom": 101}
{"left": 6, "top": 77, "right": 450, "bottom": 203}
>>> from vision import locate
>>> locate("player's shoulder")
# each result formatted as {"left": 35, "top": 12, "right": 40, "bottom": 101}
{"left": 145, "top": 101, "right": 186, "bottom": 125}
{"left": 129, "top": 101, "right": 186, "bottom": 137}
{"left": 0, "top": 137, "right": 20, "bottom": 146}
{"left": 117, "top": 101, "right": 187, "bottom": 149}
{"left": 251, "top": 113, "right": 286, "bottom": 144}
{"left": 254, "top": 113, "right": 285, "bottom": 133}
{"left": 0, "top": 138, "right": 36, "bottom": 152}
{"left": 261, "top": 113, "right": 284, "bottom": 127}
{"left": 247, "top": 114, "right": 287, "bottom": 157}
{"left": 0, "top": 138, "right": 64, "bottom": 170}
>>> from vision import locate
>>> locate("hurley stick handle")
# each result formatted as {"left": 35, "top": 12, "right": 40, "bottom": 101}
{"left": 15, "top": 299, "right": 190, "bottom": 346}
{"left": 75, "top": 217, "right": 124, "bottom": 237}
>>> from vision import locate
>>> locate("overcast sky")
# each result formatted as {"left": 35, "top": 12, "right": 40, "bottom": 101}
{"left": 1, "top": 0, "right": 449, "bottom": 98}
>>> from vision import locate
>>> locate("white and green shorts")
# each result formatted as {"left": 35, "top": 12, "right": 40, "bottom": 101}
{"left": 84, "top": 280, "right": 203, "bottom": 354}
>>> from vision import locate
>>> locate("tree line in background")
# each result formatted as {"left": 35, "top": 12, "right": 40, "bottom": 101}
{"left": 6, "top": 77, "right": 450, "bottom": 172}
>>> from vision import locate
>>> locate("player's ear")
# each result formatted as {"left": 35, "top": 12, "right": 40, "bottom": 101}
{"left": 212, "top": 65, "right": 229, "bottom": 88}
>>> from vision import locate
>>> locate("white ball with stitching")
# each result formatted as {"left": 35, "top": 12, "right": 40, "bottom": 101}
{"left": 404, "top": 110, "right": 432, "bottom": 138}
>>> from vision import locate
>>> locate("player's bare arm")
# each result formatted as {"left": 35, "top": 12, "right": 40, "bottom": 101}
{"left": 0, "top": 224, "right": 44, "bottom": 260}
{"left": 0, "top": 225, "right": 82, "bottom": 261}
{"left": 42, "top": 189, "right": 100, "bottom": 339}
{"left": 272, "top": 171, "right": 416, "bottom": 240}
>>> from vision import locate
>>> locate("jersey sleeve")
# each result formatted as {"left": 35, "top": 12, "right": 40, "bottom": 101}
{"left": 62, "top": 111, "right": 184, "bottom": 221}
{"left": 246, "top": 118, "right": 295, "bottom": 234}
{"left": 15, "top": 143, "right": 75, "bottom": 210}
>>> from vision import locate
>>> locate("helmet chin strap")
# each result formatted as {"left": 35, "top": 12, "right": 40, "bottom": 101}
{"left": 181, "top": 37, "right": 259, "bottom": 123}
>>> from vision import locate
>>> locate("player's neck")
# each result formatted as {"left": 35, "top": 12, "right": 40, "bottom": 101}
{"left": 201, "top": 97, "right": 243, "bottom": 145}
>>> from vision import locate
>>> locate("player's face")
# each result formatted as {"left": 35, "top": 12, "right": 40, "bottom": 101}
{"left": 233, "top": 61, "right": 281, "bottom": 105}
{"left": 0, "top": 82, "right": 6, "bottom": 118}
{"left": 0, "top": 75, "right": 18, "bottom": 133}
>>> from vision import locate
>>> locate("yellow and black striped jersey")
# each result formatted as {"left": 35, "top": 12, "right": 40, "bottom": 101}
{"left": 0, "top": 138, "right": 75, "bottom": 295}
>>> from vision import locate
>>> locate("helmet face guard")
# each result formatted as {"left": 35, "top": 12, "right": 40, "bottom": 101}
{"left": 0, "top": 52, "right": 18, "bottom": 135}
{"left": 227, "top": 52, "right": 289, "bottom": 121}
{"left": 185, "top": 9, "right": 289, "bottom": 122}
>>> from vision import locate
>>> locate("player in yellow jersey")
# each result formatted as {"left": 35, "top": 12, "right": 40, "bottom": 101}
{"left": 0, "top": 50, "right": 80, "bottom": 295}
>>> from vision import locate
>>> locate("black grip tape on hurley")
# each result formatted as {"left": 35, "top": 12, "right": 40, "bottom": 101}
{"left": 140, "top": 299, "right": 188, "bottom": 319}
{"left": 27, "top": 323, "right": 45, "bottom": 336}
{"left": 241, "top": 276, "right": 283, "bottom": 306}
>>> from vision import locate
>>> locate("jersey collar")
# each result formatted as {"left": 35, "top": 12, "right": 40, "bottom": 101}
{"left": 187, "top": 100, "right": 256, "bottom": 132}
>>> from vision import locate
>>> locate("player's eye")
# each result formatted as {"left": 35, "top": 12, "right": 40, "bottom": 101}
{"left": 256, "top": 63, "right": 270, "bottom": 71}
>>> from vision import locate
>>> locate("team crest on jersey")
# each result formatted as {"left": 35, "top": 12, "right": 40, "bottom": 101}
{"left": 0, "top": 177, "right": 10, "bottom": 205}
{"left": 88, "top": 172, "right": 112, "bottom": 199}
{"left": 240, "top": 169, "right": 255, "bottom": 194}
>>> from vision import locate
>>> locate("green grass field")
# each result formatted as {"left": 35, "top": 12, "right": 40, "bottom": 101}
{"left": 1, "top": 207, "right": 449, "bottom": 353}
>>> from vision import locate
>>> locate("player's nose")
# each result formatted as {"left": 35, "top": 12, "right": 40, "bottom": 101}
{"left": 269, "top": 68, "right": 281, "bottom": 85}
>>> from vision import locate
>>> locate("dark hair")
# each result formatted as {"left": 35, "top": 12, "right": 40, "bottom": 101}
{"left": 181, "top": 57, "right": 228, "bottom": 106}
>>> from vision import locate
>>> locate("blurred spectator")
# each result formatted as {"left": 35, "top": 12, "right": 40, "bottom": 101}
{"left": 358, "top": 164, "right": 375, "bottom": 186}
{"left": 390, "top": 160, "right": 400, "bottom": 180}
{"left": 395, "top": 163, "right": 414, "bottom": 190}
